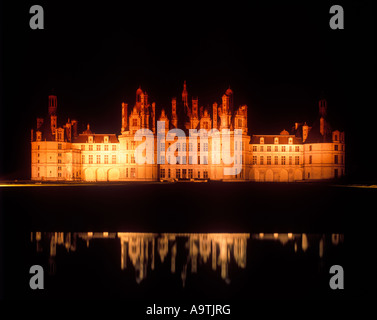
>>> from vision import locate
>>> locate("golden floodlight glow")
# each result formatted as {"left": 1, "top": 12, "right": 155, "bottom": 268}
{"left": 88, "top": 232, "right": 93, "bottom": 237}
{"left": 288, "top": 233, "right": 293, "bottom": 239}
{"left": 273, "top": 233, "right": 279, "bottom": 239}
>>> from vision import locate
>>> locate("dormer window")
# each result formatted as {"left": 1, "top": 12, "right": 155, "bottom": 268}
{"left": 274, "top": 137, "right": 279, "bottom": 144}
{"left": 88, "top": 136, "right": 93, "bottom": 143}
{"left": 260, "top": 137, "right": 264, "bottom": 144}
{"left": 104, "top": 136, "right": 109, "bottom": 143}
{"left": 36, "top": 131, "right": 42, "bottom": 141}
{"left": 288, "top": 137, "right": 293, "bottom": 144}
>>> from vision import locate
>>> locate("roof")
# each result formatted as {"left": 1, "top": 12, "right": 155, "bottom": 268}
{"left": 73, "top": 134, "right": 119, "bottom": 143}
{"left": 250, "top": 134, "right": 302, "bottom": 145}
{"left": 304, "top": 118, "right": 333, "bottom": 143}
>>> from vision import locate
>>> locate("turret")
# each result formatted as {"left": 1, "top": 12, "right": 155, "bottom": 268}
{"left": 48, "top": 95, "right": 57, "bottom": 115}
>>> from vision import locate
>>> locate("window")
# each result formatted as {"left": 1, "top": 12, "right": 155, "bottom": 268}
{"left": 126, "top": 154, "right": 128, "bottom": 163}
{"left": 260, "top": 137, "right": 264, "bottom": 144}
{"left": 112, "top": 145, "right": 116, "bottom": 151}
{"left": 274, "top": 137, "right": 279, "bottom": 144}
{"left": 97, "top": 145, "right": 101, "bottom": 151}
{"left": 238, "top": 119, "right": 242, "bottom": 127}
{"left": 281, "top": 156, "right": 286, "bottom": 165}
{"left": 82, "top": 155, "right": 85, "bottom": 164}
{"left": 289, "top": 146, "right": 293, "bottom": 152}
{"left": 104, "top": 136, "right": 109, "bottom": 143}
{"left": 168, "top": 169, "right": 171, "bottom": 178}
{"left": 130, "top": 168, "right": 136, "bottom": 178}
{"left": 58, "top": 153, "right": 62, "bottom": 157}
{"left": 126, "top": 168, "right": 129, "bottom": 178}
{"left": 182, "top": 169, "right": 187, "bottom": 178}
{"left": 58, "top": 143, "right": 62, "bottom": 150}
{"left": 309, "top": 145, "right": 312, "bottom": 151}
{"left": 260, "top": 146, "right": 264, "bottom": 152}
{"left": 253, "top": 156, "right": 257, "bottom": 165}
{"left": 160, "top": 168, "right": 165, "bottom": 178}
{"left": 189, "top": 143, "right": 193, "bottom": 152}
{"left": 275, "top": 146, "right": 278, "bottom": 152}
{"left": 89, "top": 145, "right": 93, "bottom": 151}
{"left": 104, "top": 155, "right": 108, "bottom": 164}
{"left": 58, "top": 166, "right": 62, "bottom": 171}
{"left": 96, "top": 155, "right": 101, "bottom": 163}
{"left": 274, "top": 156, "right": 278, "bottom": 165}
{"left": 334, "top": 155, "right": 338, "bottom": 164}
{"left": 289, "top": 156, "right": 292, "bottom": 165}
{"left": 295, "top": 156, "right": 300, "bottom": 165}
{"left": 188, "top": 169, "right": 193, "bottom": 179}
{"left": 37, "top": 145, "right": 40, "bottom": 150}
{"left": 131, "top": 155, "right": 135, "bottom": 164}
{"left": 197, "top": 143, "right": 200, "bottom": 152}
{"left": 89, "top": 155, "right": 93, "bottom": 164}
{"left": 309, "top": 155, "right": 312, "bottom": 164}
{"left": 260, "top": 156, "right": 264, "bottom": 165}
{"left": 203, "top": 143, "right": 208, "bottom": 152}
{"left": 58, "top": 159, "right": 62, "bottom": 164}
{"left": 58, "top": 173, "right": 62, "bottom": 178}
{"left": 176, "top": 169, "right": 181, "bottom": 179}
{"left": 112, "top": 155, "right": 117, "bottom": 164}
{"left": 132, "top": 119, "right": 138, "bottom": 126}
{"left": 197, "top": 171, "right": 201, "bottom": 179}
{"left": 253, "top": 146, "right": 257, "bottom": 152}
{"left": 267, "top": 156, "right": 271, "bottom": 165}
{"left": 334, "top": 144, "right": 338, "bottom": 151}
{"left": 282, "top": 146, "right": 286, "bottom": 152}
{"left": 182, "top": 143, "right": 186, "bottom": 151}
{"left": 105, "top": 145, "right": 109, "bottom": 151}
{"left": 288, "top": 138, "right": 293, "bottom": 144}
{"left": 295, "top": 146, "right": 300, "bottom": 152}
{"left": 267, "top": 146, "right": 271, "bottom": 152}
{"left": 203, "top": 171, "right": 209, "bottom": 179}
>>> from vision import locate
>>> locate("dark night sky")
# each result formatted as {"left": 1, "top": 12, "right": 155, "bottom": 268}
{"left": 0, "top": 0, "right": 375, "bottom": 181}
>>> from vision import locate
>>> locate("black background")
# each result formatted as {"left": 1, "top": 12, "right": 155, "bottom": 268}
{"left": 0, "top": 0, "right": 376, "bottom": 304}
{"left": 0, "top": 0, "right": 376, "bottom": 182}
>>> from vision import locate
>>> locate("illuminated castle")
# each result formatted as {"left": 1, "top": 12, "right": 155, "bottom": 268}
{"left": 30, "top": 82, "right": 345, "bottom": 182}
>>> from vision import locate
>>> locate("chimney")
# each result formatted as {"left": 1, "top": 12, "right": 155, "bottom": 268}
{"left": 302, "top": 123, "right": 309, "bottom": 142}
{"left": 71, "top": 119, "right": 78, "bottom": 138}
{"left": 152, "top": 102, "right": 156, "bottom": 134}
{"left": 121, "top": 102, "right": 128, "bottom": 133}
{"left": 65, "top": 120, "right": 72, "bottom": 142}
{"left": 37, "top": 117, "right": 44, "bottom": 129}
{"left": 171, "top": 98, "right": 178, "bottom": 128}
{"left": 192, "top": 97, "right": 198, "bottom": 118}
{"left": 320, "top": 117, "right": 325, "bottom": 136}
{"left": 212, "top": 102, "right": 218, "bottom": 129}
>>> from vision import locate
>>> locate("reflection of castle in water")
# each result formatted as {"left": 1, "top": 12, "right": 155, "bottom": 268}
{"left": 30, "top": 232, "right": 344, "bottom": 286}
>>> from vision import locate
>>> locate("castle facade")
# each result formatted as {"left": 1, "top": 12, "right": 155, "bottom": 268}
{"left": 31, "top": 82, "right": 345, "bottom": 182}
